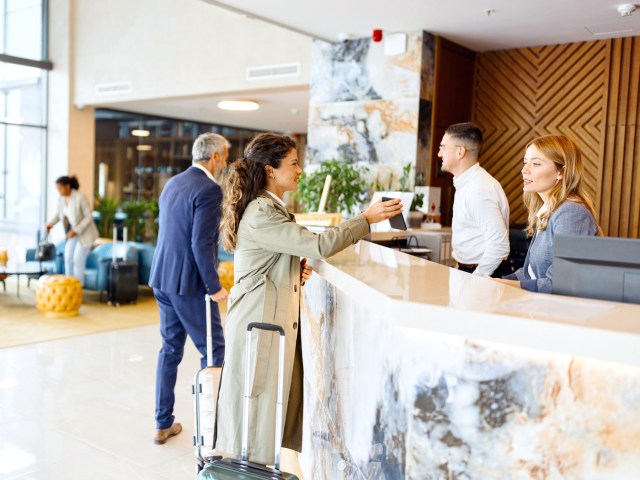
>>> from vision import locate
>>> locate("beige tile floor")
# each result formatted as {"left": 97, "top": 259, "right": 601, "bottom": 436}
{"left": 0, "top": 324, "right": 304, "bottom": 479}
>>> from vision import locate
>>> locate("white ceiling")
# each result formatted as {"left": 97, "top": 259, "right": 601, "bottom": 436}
{"left": 205, "top": 0, "right": 640, "bottom": 51}
{"left": 106, "top": 86, "right": 310, "bottom": 134}
{"left": 105, "top": 0, "right": 640, "bottom": 133}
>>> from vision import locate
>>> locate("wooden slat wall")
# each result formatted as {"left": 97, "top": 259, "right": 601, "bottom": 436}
{"left": 472, "top": 40, "right": 609, "bottom": 227}
{"left": 600, "top": 37, "right": 640, "bottom": 238}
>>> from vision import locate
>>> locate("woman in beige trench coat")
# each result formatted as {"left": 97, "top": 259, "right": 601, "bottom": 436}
{"left": 215, "top": 133, "right": 402, "bottom": 465}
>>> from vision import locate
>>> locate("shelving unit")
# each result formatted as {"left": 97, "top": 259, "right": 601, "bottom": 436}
{"left": 95, "top": 112, "right": 262, "bottom": 202}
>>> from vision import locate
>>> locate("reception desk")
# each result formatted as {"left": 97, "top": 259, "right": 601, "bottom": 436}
{"left": 299, "top": 241, "right": 640, "bottom": 479}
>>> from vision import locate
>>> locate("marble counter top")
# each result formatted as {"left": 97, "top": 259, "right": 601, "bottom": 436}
{"left": 309, "top": 241, "right": 640, "bottom": 367}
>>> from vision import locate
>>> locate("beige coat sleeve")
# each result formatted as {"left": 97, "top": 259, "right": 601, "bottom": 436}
{"left": 244, "top": 197, "right": 370, "bottom": 260}
{"left": 71, "top": 191, "right": 94, "bottom": 234}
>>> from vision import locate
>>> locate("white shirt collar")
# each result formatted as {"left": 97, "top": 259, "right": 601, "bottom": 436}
{"left": 265, "top": 190, "right": 287, "bottom": 208}
{"left": 536, "top": 203, "right": 548, "bottom": 218}
{"left": 192, "top": 163, "right": 218, "bottom": 184}
{"left": 452, "top": 163, "right": 480, "bottom": 189}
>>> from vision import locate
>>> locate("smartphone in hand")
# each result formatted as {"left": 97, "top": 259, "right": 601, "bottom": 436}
{"left": 381, "top": 196, "right": 407, "bottom": 230}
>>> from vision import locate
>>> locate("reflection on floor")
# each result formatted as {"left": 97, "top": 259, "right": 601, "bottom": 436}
{"left": 0, "top": 324, "right": 304, "bottom": 479}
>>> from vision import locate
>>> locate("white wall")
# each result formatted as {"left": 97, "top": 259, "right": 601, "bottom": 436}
{"left": 73, "top": 0, "right": 312, "bottom": 106}
{"left": 48, "top": 0, "right": 95, "bottom": 224}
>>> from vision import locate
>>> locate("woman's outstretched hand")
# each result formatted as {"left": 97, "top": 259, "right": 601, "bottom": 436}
{"left": 363, "top": 198, "right": 404, "bottom": 225}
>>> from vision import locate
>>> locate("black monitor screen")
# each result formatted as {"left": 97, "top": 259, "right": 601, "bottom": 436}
{"left": 553, "top": 235, "right": 640, "bottom": 304}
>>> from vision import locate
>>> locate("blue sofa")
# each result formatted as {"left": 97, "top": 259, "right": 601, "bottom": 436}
{"left": 84, "top": 243, "right": 139, "bottom": 299}
{"left": 129, "top": 242, "right": 155, "bottom": 286}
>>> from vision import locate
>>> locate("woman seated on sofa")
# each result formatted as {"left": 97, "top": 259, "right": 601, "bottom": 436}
{"left": 494, "top": 135, "right": 601, "bottom": 293}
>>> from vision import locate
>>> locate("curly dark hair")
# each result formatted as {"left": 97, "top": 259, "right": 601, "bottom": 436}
{"left": 220, "top": 133, "right": 296, "bottom": 251}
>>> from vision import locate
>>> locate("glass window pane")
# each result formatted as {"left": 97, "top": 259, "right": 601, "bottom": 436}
{"left": 0, "top": 124, "right": 43, "bottom": 227}
{"left": 0, "top": 62, "right": 46, "bottom": 126}
{"left": 1, "top": 0, "right": 43, "bottom": 61}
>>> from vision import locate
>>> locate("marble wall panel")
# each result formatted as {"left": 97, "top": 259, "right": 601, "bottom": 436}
{"left": 310, "top": 34, "right": 424, "bottom": 104}
{"left": 306, "top": 99, "right": 419, "bottom": 166}
{"left": 299, "top": 275, "right": 640, "bottom": 479}
{"left": 306, "top": 32, "right": 435, "bottom": 193}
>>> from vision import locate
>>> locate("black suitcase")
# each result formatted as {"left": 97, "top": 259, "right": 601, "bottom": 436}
{"left": 107, "top": 226, "right": 138, "bottom": 306}
{"left": 198, "top": 323, "right": 300, "bottom": 480}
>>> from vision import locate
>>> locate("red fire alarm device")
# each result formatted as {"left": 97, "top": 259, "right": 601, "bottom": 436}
{"left": 372, "top": 29, "right": 383, "bottom": 42}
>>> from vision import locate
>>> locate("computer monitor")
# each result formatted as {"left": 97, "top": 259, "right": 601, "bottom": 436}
{"left": 553, "top": 235, "right": 640, "bottom": 304}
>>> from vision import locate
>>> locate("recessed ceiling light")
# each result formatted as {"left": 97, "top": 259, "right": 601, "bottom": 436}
{"left": 132, "top": 129, "right": 150, "bottom": 137}
{"left": 136, "top": 145, "right": 153, "bottom": 151}
{"left": 218, "top": 100, "right": 259, "bottom": 111}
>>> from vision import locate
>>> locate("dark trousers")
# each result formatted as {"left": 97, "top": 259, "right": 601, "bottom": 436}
{"left": 457, "top": 259, "right": 513, "bottom": 278}
{"left": 154, "top": 288, "right": 225, "bottom": 429}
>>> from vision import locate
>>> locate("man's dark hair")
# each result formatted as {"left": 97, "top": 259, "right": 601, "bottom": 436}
{"left": 445, "top": 122, "right": 483, "bottom": 153}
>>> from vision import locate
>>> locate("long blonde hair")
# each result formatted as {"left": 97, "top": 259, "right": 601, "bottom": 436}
{"left": 523, "top": 135, "right": 601, "bottom": 236}
{"left": 220, "top": 133, "right": 296, "bottom": 252}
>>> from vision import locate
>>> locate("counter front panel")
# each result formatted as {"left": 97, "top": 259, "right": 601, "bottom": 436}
{"left": 299, "top": 242, "right": 640, "bottom": 479}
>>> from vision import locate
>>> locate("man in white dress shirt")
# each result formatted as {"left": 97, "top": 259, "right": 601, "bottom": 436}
{"left": 438, "top": 122, "right": 511, "bottom": 277}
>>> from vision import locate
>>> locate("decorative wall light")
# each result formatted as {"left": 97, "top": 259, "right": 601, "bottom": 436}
{"left": 136, "top": 145, "right": 153, "bottom": 151}
{"left": 132, "top": 129, "right": 150, "bottom": 137}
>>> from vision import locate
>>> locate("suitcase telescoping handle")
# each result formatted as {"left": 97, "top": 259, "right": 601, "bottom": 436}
{"left": 241, "top": 322, "right": 286, "bottom": 471}
{"left": 111, "top": 226, "right": 128, "bottom": 263}
{"left": 204, "top": 294, "right": 214, "bottom": 367}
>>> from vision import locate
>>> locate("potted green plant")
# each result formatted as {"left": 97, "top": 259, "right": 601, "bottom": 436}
{"left": 294, "top": 159, "right": 370, "bottom": 216}
{"left": 121, "top": 199, "right": 161, "bottom": 243}
{"left": 121, "top": 200, "right": 148, "bottom": 242}
{"left": 144, "top": 199, "right": 160, "bottom": 244}
{"left": 397, "top": 163, "right": 425, "bottom": 228}
{"left": 94, "top": 196, "right": 119, "bottom": 238}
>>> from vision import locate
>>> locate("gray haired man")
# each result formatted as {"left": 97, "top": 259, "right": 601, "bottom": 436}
{"left": 149, "top": 132, "right": 230, "bottom": 444}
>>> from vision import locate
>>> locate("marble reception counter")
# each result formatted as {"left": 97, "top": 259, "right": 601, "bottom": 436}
{"left": 298, "top": 241, "right": 640, "bottom": 479}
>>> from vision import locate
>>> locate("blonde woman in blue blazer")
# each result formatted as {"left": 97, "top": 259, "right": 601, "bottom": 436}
{"left": 46, "top": 175, "right": 98, "bottom": 285}
{"left": 497, "top": 135, "right": 601, "bottom": 293}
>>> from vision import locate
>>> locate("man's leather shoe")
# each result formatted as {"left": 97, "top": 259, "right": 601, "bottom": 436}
{"left": 154, "top": 422, "right": 182, "bottom": 444}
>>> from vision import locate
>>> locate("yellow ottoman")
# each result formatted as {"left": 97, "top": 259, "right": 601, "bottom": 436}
{"left": 36, "top": 274, "right": 83, "bottom": 318}
{"left": 217, "top": 261, "right": 234, "bottom": 293}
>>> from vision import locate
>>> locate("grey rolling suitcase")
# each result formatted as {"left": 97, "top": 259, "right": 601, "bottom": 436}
{"left": 197, "top": 322, "right": 299, "bottom": 480}
{"left": 193, "top": 294, "right": 223, "bottom": 470}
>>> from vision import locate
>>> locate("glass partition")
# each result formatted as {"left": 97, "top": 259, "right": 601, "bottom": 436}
{"left": 0, "top": 124, "right": 43, "bottom": 225}
{"left": 0, "top": 0, "right": 45, "bottom": 61}
{"left": 0, "top": 62, "right": 46, "bottom": 126}
{"left": 0, "top": 0, "right": 47, "bottom": 252}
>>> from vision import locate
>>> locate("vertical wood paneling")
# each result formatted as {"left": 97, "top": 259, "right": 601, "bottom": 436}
{"left": 429, "top": 37, "right": 476, "bottom": 226}
{"left": 471, "top": 37, "right": 640, "bottom": 238}
{"left": 601, "top": 37, "right": 640, "bottom": 238}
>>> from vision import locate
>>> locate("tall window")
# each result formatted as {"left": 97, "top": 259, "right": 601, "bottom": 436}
{"left": 0, "top": 0, "right": 49, "bottom": 233}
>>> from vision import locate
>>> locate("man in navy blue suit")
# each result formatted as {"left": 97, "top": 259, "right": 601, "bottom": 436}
{"left": 149, "top": 132, "right": 230, "bottom": 444}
